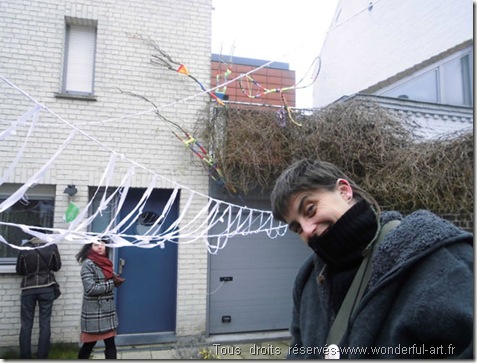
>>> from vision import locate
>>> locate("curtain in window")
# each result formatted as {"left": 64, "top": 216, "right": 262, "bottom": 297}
{"left": 64, "top": 25, "right": 96, "bottom": 94}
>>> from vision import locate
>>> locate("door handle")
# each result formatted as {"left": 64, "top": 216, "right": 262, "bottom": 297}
{"left": 119, "top": 258, "right": 126, "bottom": 274}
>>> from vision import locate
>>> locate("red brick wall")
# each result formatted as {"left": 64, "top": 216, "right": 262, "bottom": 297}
{"left": 211, "top": 59, "right": 296, "bottom": 107}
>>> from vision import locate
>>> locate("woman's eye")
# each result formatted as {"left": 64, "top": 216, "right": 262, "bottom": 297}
{"left": 305, "top": 204, "right": 315, "bottom": 217}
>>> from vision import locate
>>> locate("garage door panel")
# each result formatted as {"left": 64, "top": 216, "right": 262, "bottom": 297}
{"left": 209, "top": 298, "right": 293, "bottom": 333}
{"left": 210, "top": 268, "right": 301, "bottom": 299}
{"left": 208, "top": 213, "right": 311, "bottom": 334}
{"left": 210, "top": 234, "right": 307, "bottom": 269}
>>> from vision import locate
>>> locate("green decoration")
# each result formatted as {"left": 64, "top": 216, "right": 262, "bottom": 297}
{"left": 64, "top": 202, "right": 80, "bottom": 223}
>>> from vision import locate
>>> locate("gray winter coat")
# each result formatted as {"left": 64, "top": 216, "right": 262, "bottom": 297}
{"left": 80, "top": 259, "right": 118, "bottom": 334}
{"left": 287, "top": 210, "right": 473, "bottom": 359}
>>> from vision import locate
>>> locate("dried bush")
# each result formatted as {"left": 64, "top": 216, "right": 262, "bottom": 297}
{"left": 375, "top": 129, "right": 473, "bottom": 212}
{"left": 204, "top": 99, "right": 473, "bottom": 214}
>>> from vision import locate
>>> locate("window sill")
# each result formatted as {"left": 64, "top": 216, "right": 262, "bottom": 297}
{"left": 0, "top": 264, "right": 16, "bottom": 274}
{"left": 54, "top": 92, "right": 97, "bottom": 101}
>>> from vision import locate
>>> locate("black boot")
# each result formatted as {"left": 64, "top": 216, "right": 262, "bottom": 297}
{"left": 104, "top": 348, "right": 117, "bottom": 359}
{"left": 78, "top": 343, "right": 94, "bottom": 359}
{"left": 78, "top": 345, "right": 91, "bottom": 359}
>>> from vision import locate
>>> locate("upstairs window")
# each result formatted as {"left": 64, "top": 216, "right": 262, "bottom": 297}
{"left": 442, "top": 52, "right": 472, "bottom": 106}
{"left": 385, "top": 70, "right": 438, "bottom": 103}
{"left": 380, "top": 49, "right": 473, "bottom": 107}
{"left": 62, "top": 18, "right": 97, "bottom": 95}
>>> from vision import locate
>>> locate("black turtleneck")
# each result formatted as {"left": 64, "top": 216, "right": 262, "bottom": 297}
{"left": 308, "top": 199, "right": 378, "bottom": 313}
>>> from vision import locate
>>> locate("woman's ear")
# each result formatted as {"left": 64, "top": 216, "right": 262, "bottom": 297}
{"left": 336, "top": 178, "right": 353, "bottom": 202}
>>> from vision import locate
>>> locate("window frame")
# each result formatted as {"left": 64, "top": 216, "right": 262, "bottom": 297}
{"left": 59, "top": 17, "right": 98, "bottom": 98}
{"left": 378, "top": 47, "right": 473, "bottom": 107}
{"left": 0, "top": 184, "right": 56, "bottom": 271}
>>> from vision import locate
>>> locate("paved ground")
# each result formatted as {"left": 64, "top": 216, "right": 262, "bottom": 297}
{"left": 91, "top": 332, "right": 291, "bottom": 360}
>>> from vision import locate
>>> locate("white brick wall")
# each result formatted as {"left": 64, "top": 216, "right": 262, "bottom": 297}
{"left": 313, "top": 0, "right": 473, "bottom": 107}
{"left": 0, "top": 0, "right": 212, "bottom": 350}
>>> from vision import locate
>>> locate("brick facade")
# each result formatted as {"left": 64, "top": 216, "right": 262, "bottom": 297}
{"left": 0, "top": 0, "right": 212, "bottom": 352}
{"left": 211, "top": 54, "right": 296, "bottom": 107}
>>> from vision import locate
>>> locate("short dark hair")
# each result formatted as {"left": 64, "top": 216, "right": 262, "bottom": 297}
{"left": 270, "top": 159, "right": 380, "bottom": 222}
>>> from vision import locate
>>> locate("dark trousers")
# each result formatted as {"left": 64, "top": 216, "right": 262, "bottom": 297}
{"left": 19, "top": 290, "right": 55, "bottom": 359}
{"left": 78, "top": 336, "right": 117, "bottom": 359}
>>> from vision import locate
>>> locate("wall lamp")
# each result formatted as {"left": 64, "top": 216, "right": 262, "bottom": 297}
{"left": 63, "top": 184, "right": 78, "bottom": 197}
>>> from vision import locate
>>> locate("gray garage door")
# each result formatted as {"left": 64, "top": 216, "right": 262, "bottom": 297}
{"left": 207, "top": 206, "right": 311, "bottom": 335}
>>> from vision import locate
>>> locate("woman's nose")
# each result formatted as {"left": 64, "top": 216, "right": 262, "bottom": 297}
{"left": 299, "top": 221, "right": 315, "bottom": 243}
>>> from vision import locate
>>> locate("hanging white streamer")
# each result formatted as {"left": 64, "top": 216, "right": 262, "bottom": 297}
{"left": 0, "top": 104, "right": 41, "bottom": 141}
{"left": 65, "top": 153, "right": 120, "bottom": 232}
{"left": 0, "top": 104, "right": 42, "bottom": 185}
{"left": 0, "top": 130, "right": 77, "bottom": 213}
{"left": 140, "top": 185, "right": 178, "bottom": 238}
{"left": 0, "top": 75, "right": 288, "bottom": 253}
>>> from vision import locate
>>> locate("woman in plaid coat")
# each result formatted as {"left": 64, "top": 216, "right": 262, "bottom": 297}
{"left": 75, "top": 239, "right": 125, "bottom": 359}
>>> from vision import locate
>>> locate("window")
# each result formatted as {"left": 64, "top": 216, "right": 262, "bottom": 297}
{"left": 62, "top": 18, "right": 97, "bottom": 95}
{"left": 380, "top": 49, "right": 473, "bottom": 107}
{"left": 383, "top": 70, "right": 438, "bottom": 103}
{"left": 88, "top": 187, "right": 116, "bottom": 233}
{"left": 442, "top": 52, "right": 473, "bottom": 106}
{"left": 0, "top": 184, "right": 55, "bottom": 263}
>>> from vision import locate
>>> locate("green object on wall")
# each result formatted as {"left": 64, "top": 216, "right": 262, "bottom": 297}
{"left": 64, "top": 202, "right": 80, "bottom": 223}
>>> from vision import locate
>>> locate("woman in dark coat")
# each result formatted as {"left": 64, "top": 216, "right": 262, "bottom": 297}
{"left": 16, "top": 237, "right": 62, "bottom": 359}
{"left": 270, "top": 159, "right": 473, "bottom": 359}
{"left": 75, "top": 239, "right": 125, "bottom": 359}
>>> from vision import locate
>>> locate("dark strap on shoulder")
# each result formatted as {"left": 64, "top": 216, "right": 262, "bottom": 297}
{"left": 326, "top": 220, "right": 401, "bottom": 347}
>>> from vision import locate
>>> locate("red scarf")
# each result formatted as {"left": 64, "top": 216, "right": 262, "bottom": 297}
{"left": 88, "top": 250, "right": 114, "bottom": 280}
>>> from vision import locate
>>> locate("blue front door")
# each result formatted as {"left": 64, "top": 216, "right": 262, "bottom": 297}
{"left": 114, "top": 188, "right": 179, "bottom": 340}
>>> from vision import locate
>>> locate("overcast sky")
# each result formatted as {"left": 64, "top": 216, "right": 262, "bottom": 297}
{"left": 211, "top": 0, "right": 339, "bottom": 108}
